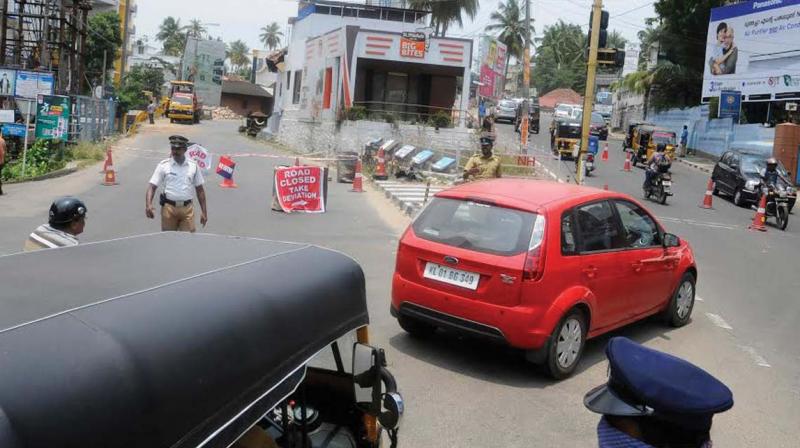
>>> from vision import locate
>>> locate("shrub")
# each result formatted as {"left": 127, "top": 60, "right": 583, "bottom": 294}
{"left": 69, "top": 141, "right": 107, "bottom": 161}
{"left": 428, "top": 111, "right": 452, "bottom": 129}
{"left": 345, "top": 106, "right": 368, "bottom": 121}
{"left": 1, "top": 139, "right": 66, "bottom": 181}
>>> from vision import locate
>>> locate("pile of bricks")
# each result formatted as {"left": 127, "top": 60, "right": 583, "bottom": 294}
{"left": 210, "top": 106, "right": 242, "bottom": 120}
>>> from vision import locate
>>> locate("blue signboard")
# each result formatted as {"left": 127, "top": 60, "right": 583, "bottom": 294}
{"left": 588, "top": 135, "right": 600, "bottom": 155}
{"left": 718, "top": 90, "right": 741, "bottom": 122}
{"left": 1, "top": 123, "right": 27, "bottom": 137}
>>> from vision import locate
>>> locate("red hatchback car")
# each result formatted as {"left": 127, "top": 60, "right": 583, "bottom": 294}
{"left": 391, "top": 179, "right": 697, "bottom": 379}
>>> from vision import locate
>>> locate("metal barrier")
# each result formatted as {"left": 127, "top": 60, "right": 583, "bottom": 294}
{"left": 351, "top": 101, "right": 477, "bottom": 128}
{"left": 69, "top": 96, "right": 118, "bottom": 143}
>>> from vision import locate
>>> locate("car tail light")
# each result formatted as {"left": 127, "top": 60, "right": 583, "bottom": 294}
{"left": 523, "top": 214, "right": 546, "bottom": 281}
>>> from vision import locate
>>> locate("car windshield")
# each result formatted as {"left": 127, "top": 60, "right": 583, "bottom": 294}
{"left": 743, "top": 155, "right": 790, "bottom": 177}
{"left": 652, "top": 132, "right": 675, "bottom": 145}
{"left": 171, "top": 96, "right": 192, "bottom": 105}
{"left": 596, "top": 92, "right": 612, "bottom": 105}
{"left": 499, "top": 100, "right": 516, "bottom": 109}
{"left": 555, "top": 105, "right": 571, "bottom": 115}
{"left": 412, "top": 198, "right": 537, "bottom": 256}
{"left": 591, "top": 113, "right": 605, "bottom": 124}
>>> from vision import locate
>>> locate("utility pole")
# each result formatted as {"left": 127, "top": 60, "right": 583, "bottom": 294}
{"left": 520, "top": 0, "right": 531, "bottom": 154}
{"left": 577, "top": 0, "right": 603, "bottom": 184}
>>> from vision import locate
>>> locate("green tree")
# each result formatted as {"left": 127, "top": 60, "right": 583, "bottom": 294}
{"left": 407, "top": 0, "right": 479, "bottom": 36}
{"left": 531, "top": 21, "right": 587, "bottom": 94}
{"left": 156, "top": 17, "right": 185, "bottom": 56}
{"left": 185, "top": 19, "right": 207, "bottom": 39}
{"left": 259, "top": 22, "right": 284, "bottom": 50}
{"left": 486, "top": 0, "right": 534, "bottom": 80}
{"left": 606, "top": 30, "right": 627, "bottom": 50}
{"left": 227, "top": 40, "right": 251, "bottom": 73}
{"left": 85, "top": 12, "right": 122, "bottom": 93}
{"left": 118, "top": 65, "right": 165, "bottom": 112}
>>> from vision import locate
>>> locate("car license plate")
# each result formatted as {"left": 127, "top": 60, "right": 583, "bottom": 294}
{"left": 662, "top": 181, "right": 672, "bottom": 186}
{"left": 423, "top": 262, "right": 480, "bottom": 290}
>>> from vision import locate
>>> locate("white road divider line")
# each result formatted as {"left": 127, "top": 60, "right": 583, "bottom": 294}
{"left": 705, "top": 313, "right": 733, "bottom": 330}
{"left": 738, "top": 345, "right": 772, "bottom": 368}
{"left": 695, "top": 296, "right": 704, "bottom": 302}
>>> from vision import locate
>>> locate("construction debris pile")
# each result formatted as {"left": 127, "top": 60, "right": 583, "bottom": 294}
{"left": 209, "top": 106, "right": 242, "bottom": 120}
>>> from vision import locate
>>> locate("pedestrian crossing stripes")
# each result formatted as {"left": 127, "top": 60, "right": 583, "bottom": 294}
{"left": 374, "top": 181, "right": 445, "bottom": 216}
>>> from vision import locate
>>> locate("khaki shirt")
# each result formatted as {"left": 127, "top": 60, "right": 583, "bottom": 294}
{"left": 464, "top": 153, "right": 502, "bottom": 180}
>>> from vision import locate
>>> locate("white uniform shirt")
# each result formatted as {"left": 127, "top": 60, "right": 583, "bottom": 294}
{"left": 149, "top": 157, "right": 204, "bottom": 201}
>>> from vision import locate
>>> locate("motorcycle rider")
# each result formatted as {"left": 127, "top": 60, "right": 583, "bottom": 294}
{"left": 762, "top": 157, "right": 780, "bottom": 187}
{"left": 644, "top": 143, "right": 670, "bottom": 189}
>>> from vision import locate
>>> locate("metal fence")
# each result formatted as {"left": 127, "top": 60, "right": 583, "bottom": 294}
{"left": 69, "top": 96, "right": 118, "bottom": 143}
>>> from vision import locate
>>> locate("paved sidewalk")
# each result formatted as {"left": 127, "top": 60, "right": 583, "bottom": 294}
{"left": 674, "top": 153, "right": 716, "bottom": 174}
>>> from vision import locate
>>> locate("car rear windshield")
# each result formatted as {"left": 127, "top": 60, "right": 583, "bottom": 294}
{"left": 412, "top": 198, "right": 537, "bottom": 256}
{"left": 499, "top": 100, "right": 517, "bottom": 109}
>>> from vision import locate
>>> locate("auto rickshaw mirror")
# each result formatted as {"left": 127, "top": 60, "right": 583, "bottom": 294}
{"left": 353, "top": 343, "right": 378, "bottom": 410}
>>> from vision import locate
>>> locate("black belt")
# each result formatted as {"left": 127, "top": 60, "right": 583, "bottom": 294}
{"left": 164, "top": 198, "right": 192, "bottom": 207}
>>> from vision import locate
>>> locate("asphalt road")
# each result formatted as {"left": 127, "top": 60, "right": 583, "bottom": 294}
{"left": 1, "top": 118, "right": 798, "bottom": 447}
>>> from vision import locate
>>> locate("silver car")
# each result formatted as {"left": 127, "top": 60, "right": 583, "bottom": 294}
{"left": 495, "top": 99, "right": 518, "bottom": 123}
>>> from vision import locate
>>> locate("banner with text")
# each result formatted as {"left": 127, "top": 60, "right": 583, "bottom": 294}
{"left": 187, "top": 144, "right": 213, "bottom": 174}
{"left": 478, "top": 36, "right": 507, "bottom": 100}
{"left": 702, "top": 0, "right": 800, "bottom": 101}
{"left": 273, "top": 166, "right": 328, "bottom": 213}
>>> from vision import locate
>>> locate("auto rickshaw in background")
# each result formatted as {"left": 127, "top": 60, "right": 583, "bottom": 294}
{"left": 238, "top": 111, "right": 271, "bottom": 137}
{"left": 549, "top": 117, "right": 582, "bottom": 159}
{"left": 0, "top": 233, "right": 403, "bottom": 448}
{"left": 622, "top": 121, "right": 654, "bottom": 150}
{"left": 649, "top": 128, "right": 677, "bottom": 160}
{"left": 630, "top": 124, "right": 655, "bottom": 167}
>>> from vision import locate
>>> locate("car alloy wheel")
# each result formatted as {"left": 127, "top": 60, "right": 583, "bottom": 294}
{"left": 556, "top": 317, "right": 582, "bottom": 369}
{"left": 676, "top": 280, "right": 694, "bottom": 320}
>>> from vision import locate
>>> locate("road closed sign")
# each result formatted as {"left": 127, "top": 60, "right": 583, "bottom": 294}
{"left": 273, "top": 166, "right": 328, "bottom": 213}
{"left": 187, "top": 144, "right": 213, "bottom": 174}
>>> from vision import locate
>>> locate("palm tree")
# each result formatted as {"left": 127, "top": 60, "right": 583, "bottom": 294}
{"left": 606, "top": 30, "right": 627, "bottom": 50}
{"left": 486, "top": 0, "right": 534, "bottom": 80}
{"left": 259, "top": 22, "right": 284, "bottom": 50}
{"left": 156, "top": 17, "right": 183, "bottom": 56}
{"left": 185, "top": 19, "right": 207, "bottom": 40}
{"left": 407, "top": 0, "right": 479, "bottom": 36}
{"left": 227, "top": 40, "right": 251, "bottom": 73}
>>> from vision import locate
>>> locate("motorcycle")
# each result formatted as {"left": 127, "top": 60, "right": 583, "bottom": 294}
{"left": 760, "top": 184, "right": 790, "bottom": 230}
{"left": 630, "top": 145, "right": 648, "bottom": 168}
{"left": 644, "top": 171, "right": 672, "bottom": 205}
{"left": 584, "top": 153, "right": 595, "bottom": 177}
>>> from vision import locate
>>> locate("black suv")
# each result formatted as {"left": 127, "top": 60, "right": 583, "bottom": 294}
{"left": 711, "top": 149, "right": 797, "bottom": 211}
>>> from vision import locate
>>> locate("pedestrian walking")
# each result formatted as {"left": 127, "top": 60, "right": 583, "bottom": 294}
{"left": 147, "top": 101, "right": 156, "bottom": 124}
{"left": 145, "top": 135, "right": 208, "bottom": 232}
{"left": 680, "top": 125, "right": 690, "bottom": 156}
{"left": 584, "top": 337, "right": 733, "bottom": 448}
{"left": 24, "top": 197, "right": 87, "bottom": 251}
{"left": 0, "top": 131, "right": 6, "bottom": 195}
{"left": 463, "top": 137, "right": 501, "bottom": 181}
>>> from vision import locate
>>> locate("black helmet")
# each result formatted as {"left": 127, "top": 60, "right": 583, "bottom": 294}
{"left": 49, "top": 196, "right": 87, "bottom": 226}
{"left": 656, "top": 143, "right": 666, "bottom": 152}
{"left": 480, "top": 137, "right": 493, "bottom": 148}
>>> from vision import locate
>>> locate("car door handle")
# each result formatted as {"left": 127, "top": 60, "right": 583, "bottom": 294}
{"left": 582, "top": 266, "right": 598, "bottom": 278}
{"left": 631, "top": 262, "right": 643, "bottom": 273}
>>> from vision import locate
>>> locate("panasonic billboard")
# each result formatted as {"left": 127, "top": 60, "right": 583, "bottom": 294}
{"left": 702, "top": 0, "right": 800, "bottom": 102}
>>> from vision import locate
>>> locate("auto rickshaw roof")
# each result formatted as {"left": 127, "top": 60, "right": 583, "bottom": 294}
{"left": 652, "top": 127, "right": 676, "bottom": 135}
{"left": 637, "top": 124, "right": 658, "bottom": 133}
{"left": 0, "top": 232, "right": 368, "bottom": 448}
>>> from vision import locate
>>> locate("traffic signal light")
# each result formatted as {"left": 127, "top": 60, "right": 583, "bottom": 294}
{"left": 597, "top": 48, "right": 626, "bottom": 68}
{"left": 589, "top": 9, "right": 609, "bottom": 48}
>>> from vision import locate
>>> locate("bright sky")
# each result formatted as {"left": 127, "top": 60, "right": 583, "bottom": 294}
{"left": 133, "top": 0, "right": 656, "bottom": 52}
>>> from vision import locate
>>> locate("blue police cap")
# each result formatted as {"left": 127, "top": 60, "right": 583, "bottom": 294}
{"left": 169, "top": 135, "right": 189, "bottom": 149}
{"left": 480, "top": 137, "right": 493, "bottom": 147}
{"left": 584, "top": 337, "right": 733, "bottom": 432}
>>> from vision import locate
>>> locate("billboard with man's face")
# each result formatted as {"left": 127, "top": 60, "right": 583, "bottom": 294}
{"left": 702, "top": 0, "right": 800, "bottom": 102}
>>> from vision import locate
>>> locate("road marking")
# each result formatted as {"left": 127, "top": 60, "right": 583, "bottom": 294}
{"left": 738, "top": 345, "right": 772, "bottom": 368}
{"left": 705, "top": 312, "right": 733, "bottom": 330}
{"left": 657, "top": 216, "right": 738, "bottom": 230}
{"left": 695, "top": 296, "right": 704, "bottom": 302}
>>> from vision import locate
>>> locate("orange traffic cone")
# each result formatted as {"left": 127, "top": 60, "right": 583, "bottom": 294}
{"left": 601, "top": 142, "right": 609, "bottom": 162}
{"left": 622, "top": 152, "right": 632, "bottom": 172}
{"left": 373, "top": 148, "right": 388, "bottom": 180}
{"left": 220, "top": 177, "right": 238, "bottom": 188}
{"left": 101, "top": 149, "right": 113, "bottom": 173}
{"left": 748, "top": 193, "right": 767, "bottom": 232}
{"left": 699, "top": 178, "right": 715, "bottom": 209}
{"left": 102, "top": 164, "right": 117, "bottom": 186}
{"left": 351, "top": 159, "right": 364, "bottom": 193}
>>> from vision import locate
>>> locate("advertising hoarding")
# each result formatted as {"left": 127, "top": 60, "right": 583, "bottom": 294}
{"left": 15, "top": 71, "right": 54, "bottom": 99}
{"left": 182, "top": 38, "right": 226, "bottom": 107}
{"left": 477, "top": 37, "right": 507, "bottom": 100}
{"left": 0, "top": 68, "right": 16, "bottom": 96}
{"left": 400, "top": 32, "right": 426, "bottom": 58}
{"left": 702, "top": 0, "right": 800, "bottom": 102}
{"left": 35, "top": 95, "right": 70, "bottom": 140}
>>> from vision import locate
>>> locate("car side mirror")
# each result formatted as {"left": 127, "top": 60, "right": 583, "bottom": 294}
{"left": 663, "top": 233, "right": 680, "bottom": 248}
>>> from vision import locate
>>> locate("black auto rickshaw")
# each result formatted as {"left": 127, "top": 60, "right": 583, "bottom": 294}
{"left": 514, "top": 100, "right": 540, "bottom": 135}
{"left": 623, "top": 121, "right": 654, "bottom": 150}
{"left": 549, "top": 117, "right": 582, "bottom": 159}
{"left": 238, "top": 111, "right": 271, "bottom": 137}
{"left": 0, "top": 233, "right": 403, "bottom": 448}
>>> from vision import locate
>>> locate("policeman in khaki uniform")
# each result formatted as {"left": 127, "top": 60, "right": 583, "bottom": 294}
{"left": 584, "top": 337, "right": 733, "bottom": 448}
{"left": 145, "top": 135, "right": 208, "bottom": 232}
{"left": 463, "top": 137, "right": 502, "bottom": 181}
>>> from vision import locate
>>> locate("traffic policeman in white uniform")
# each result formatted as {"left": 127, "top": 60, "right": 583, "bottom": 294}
{"left": 145, "top": 135, "right": 208, "bottom": 232}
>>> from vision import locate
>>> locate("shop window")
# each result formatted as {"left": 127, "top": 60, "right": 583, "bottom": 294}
{"left": 323, "top": 68, "right": 333, "bottom": 109}
{"left": 292, "top": 70, "right": 302, "bottom": 104}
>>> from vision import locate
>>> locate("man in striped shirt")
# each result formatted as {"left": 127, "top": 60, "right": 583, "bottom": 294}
{"left": 24, "top": 197, "right": 87, "bottom": 252}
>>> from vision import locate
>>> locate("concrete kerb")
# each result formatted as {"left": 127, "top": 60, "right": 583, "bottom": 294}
{"left": 675, "top": 157, "right": 714, "bottom": 174}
